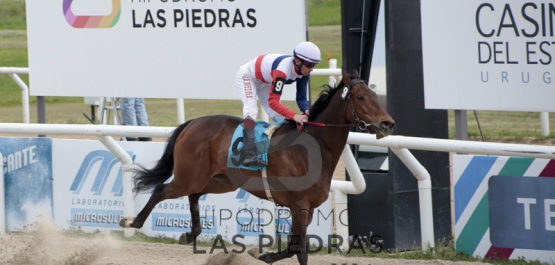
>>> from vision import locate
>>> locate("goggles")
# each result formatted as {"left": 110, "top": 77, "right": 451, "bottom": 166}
{"left": 303, "top": 61, "right": 317, "bottom": 68}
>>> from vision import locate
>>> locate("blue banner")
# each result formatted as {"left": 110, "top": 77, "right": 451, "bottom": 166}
{"left": 0, "top": 137, "right": 53, "bottom": 230}
{"left": 489, "top": 176, "right": 555, "bottom": 250}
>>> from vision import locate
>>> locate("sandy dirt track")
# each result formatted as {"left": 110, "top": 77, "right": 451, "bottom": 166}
{"left": 0, "top": 233, "right": 491, "bottom": 265}
{"left": 0, "top": 224, "right": 491, "bottom": 265}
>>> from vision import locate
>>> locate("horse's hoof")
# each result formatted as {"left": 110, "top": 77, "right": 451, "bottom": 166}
{"left": 119, "top": 217, "right": 134, "bottom": 228}
{"left": 247, "top": 248, "right": 260, "bottom": 258}
{"left": 178, "top": 232, "right": 195, "bottom": 245}
{"left": 248, "top": 250, "right": 273, "bottom": 264}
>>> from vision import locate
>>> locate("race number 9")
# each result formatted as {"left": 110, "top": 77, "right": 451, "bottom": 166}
{"left": 272, "top": 78, "right": 285, "bottom": 95}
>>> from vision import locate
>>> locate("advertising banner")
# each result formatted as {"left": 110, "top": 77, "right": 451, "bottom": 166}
{"left": 489, "top": 176, "right": 555, "bottom": 250}
{"left": 135, "top": 186, "right": 333, "bottom": 246}
{"left": 51, "top": 139, "right": 165, "bottom": 230}
{"left": 0, "top": 137, "right": 53, "bottom": 231}
{"left": 454, "top": 155, "right": 555, "bottom": 262}
{"left": 421, "top": 1, "right": 554, "bottom": 111}
{"left": 26, "top": 0, "right": 306, "bottom": 100}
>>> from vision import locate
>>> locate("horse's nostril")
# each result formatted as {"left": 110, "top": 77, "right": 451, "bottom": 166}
{"left": 381, "top": 121, "right": 394, "bottom": 129}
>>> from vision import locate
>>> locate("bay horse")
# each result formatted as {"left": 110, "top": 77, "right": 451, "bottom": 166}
{"left": 119, "top": 70, "right": 394, "bottom": 265}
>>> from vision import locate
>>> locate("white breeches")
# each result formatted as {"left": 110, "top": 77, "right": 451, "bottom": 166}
{"left": 236, "top": 66, "right": 284, "bottom": 122}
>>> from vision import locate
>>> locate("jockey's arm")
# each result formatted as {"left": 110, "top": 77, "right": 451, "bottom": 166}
{"left": 296, "top": 76, "right": 310, "bottom": 115}
{"left": 268, "top": 70, "right": 296, "bottom": 120}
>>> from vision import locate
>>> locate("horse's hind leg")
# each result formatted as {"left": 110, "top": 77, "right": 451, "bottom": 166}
{"left": 178, "top": 193, "right": 202, "bottom": 244}
{"left": 120, "top": 182, "right": 183, "bottom": 229}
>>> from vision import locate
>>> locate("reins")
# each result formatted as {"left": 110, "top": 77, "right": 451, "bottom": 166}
{"left": 297, "top": 78, "right": 376, "bottom": 131}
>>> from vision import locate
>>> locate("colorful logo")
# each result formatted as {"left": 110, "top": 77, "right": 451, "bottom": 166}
{"left": 63, "top": 0, "right": 121, "bottom": 28}
{"left": 70, "top": 150, "right": 134, "bottom": 196}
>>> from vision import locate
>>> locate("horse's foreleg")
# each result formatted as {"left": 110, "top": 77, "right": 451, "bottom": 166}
{"left": 295, "top": 223, "right": 309, "bottom": 265}
{"left": 254, "top": 206, "right": 313, "bottom": 265}
{"left": 292, "top": 207, "right": 311, "bottom": 265}
{"left": 179, "top": 193, "right": 202, "bottom": 244}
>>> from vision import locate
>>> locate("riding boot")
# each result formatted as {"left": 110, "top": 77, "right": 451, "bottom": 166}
{"left": 242, "top": 127, "right": 268, "bottom": 167}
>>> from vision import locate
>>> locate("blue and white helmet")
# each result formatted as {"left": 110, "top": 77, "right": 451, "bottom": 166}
{"left": 293, "top": 41, "right": 321, "bottom": 64}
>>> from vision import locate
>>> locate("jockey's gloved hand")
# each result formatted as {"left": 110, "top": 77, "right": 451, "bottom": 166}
{"left": 293, "top": 114, "right": 308, "bottom": 125}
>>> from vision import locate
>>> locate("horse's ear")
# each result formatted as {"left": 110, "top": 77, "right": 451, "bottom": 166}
{"left": 341, "top": 70, "right": 351, "bottom": 84}
{"left": 351, "top": 68, "right": 360, "bottom": 77}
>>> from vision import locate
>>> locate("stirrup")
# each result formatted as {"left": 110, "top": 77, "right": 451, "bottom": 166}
{"left": 243, "top": 157, "right": 268, "bottom": 167}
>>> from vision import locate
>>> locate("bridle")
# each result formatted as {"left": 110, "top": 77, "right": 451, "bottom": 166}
{"left": 342, "top": 78, "right": 374, "bottom": 130}
{"left": 297, "top": 78, "right": 377, "bottom": 131}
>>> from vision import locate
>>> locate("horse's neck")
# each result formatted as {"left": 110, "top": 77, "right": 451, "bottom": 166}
{"left": 310, "top": 94, "right": 351, "bottom": 160}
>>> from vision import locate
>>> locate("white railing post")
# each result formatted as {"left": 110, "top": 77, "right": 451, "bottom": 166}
{"left": 0, "top": 67, "right": 30, "bottom": 124}
{"left": 328, "top": 58, "right": 338, "bottom": 86}
{"left": 389, "top": 147, "right": 435, "bottom": 251}
{"left": 541, "top": 112, "right": 549, "bottom": 136}
{"left": 0, "top": 152, "right": 5, "bottom": 235}
{"left": 312, "top": 60, "right": 341, "bottom": 84}
{"left": 95, "top": 136, "right": 135, "bottom": 237}
{"left": 332, "top": 144, "right": 368, "bottom": 250}
{"left": 333, "top": 188, "right": 349, "bottom": 251}
{"left": 176, "top": 98, "right": 185, "bottom": 124}
{"left": 7, "top": 73, "right": 30, "bottom": 124}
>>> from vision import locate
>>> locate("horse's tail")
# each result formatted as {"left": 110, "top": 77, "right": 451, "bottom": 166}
{"left": 132, "top": 119, "right": 194, "bottom": 194}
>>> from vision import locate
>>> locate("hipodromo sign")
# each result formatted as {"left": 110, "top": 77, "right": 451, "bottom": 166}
{"left": 26, "top": 0, "right": 306, "bottom": 100}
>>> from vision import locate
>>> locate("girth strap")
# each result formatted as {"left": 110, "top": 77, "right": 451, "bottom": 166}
{"left": 261, "top": 169, "right": 274, "bottom": 202}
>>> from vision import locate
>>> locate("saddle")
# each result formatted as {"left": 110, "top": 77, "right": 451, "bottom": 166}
{"left": 226, "top": 120, "right": 284, "bottom": 170}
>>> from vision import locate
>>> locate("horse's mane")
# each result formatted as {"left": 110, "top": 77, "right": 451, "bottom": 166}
{"left": 308, "top": 71, "right": 359, "bottom": 121}
{"left": 280, "top": 71, "right": 357, "bottom": 127}
{"left": 307, "top": 84, "right": 340, "bottom": 122}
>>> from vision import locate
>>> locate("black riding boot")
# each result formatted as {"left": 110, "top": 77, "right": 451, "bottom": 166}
{"left": 242, "top": 128, "right": 268, "bottom": 167}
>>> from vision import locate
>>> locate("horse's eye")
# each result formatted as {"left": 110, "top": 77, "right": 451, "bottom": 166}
{"left": 356, "top": 96, "right": 364, "bottom": 100}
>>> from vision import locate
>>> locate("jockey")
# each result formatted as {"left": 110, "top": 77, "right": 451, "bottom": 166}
{"left": 236, "top": 41, "right": 321, "bottom": 167}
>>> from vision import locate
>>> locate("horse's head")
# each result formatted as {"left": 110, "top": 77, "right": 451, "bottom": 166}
{"left": 340, "top": 70, "right": 394, "bottom": 139}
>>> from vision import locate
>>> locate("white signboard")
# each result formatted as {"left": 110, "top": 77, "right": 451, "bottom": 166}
{"left": 421, "top": 1, "right": 554, "bottom": 111}
{"left": 26, "top": 0, "right": 306, "bottom": 100}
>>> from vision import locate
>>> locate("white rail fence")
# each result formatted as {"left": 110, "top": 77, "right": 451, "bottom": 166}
{"left": 1, "top": 63, "right": 550, "bottom": 136}
{"left": 0, "top": 60, "right": 341, "bottom": 126}
{"left": 0, "top": 67, "right": 30, "bottom": 124}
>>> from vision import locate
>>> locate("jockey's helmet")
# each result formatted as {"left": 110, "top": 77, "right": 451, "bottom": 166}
{"left": 293, "top": 41, "right": 321, "bottom": 64}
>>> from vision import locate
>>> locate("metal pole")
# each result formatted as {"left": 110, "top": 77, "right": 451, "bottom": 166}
{"left": 37, "top": 96, "right": 46, "bottom": 137}
{"left": 98, "top": 97, "right": 107, "bottom": 125}
{"left": 455, "top": 110, "right": 468, "bottom": 141}
{"left": 110, "top": 98, "right": 122, "bottom": 125}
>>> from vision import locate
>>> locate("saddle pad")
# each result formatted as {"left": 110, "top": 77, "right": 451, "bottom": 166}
{"left": 226, "top": 120, "right": 285, "bottom": 170}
